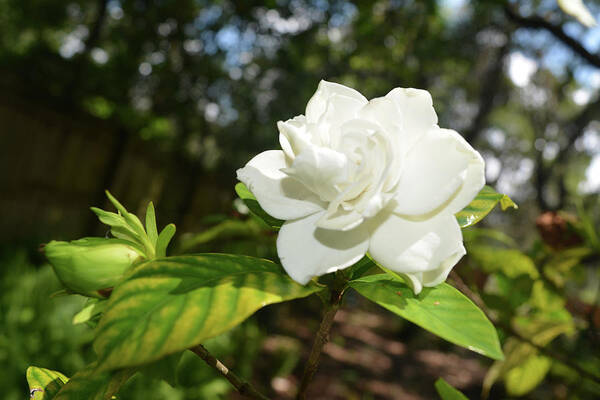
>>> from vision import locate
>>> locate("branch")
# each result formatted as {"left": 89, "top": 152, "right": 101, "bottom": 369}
{"left": 190, "top": 344, "right": 270, "bottom": 400}
{"left": 84, "top": 0, "right": 108, "bottom": 54}
{"left": 464, "top": 40, "right": 511, "bottom": 143}
{"left": 296, "top": 302, "right": 340, "bottom": 399}
{"left": 504, "top": 5, "right": 600, "bottom": 69}
{"left": 296, "top": 274, "right": 347, "bottom": 399}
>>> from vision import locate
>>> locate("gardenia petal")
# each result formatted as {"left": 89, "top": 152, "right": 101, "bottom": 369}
{"left": 236, "top": 150, "right": 326, "bottom": 220}
{"left": 438, "top": 129, "right": 486, "bottom": 215}
{"left": 393, "top": 127, "right": 485, "bottom": 217}
{"left": 385, "top": 87, "right": 438, "bottom": 150}
{"left": 368, "top": 212, "right": 465, "bottom": 293}
{"left": 306, "top": 80, "right": 368, "bottom": 126}
{"left": 278, "top": 116, "right": 311, "bottom": 160}
{"left": 402, "top": 248, "right": 466, "bottom": 294}
{"left": 277, "top": 211, "right": 370, "bottom": 284}
{"left": 282, "top": 145, "right": 349, "bottom": 202}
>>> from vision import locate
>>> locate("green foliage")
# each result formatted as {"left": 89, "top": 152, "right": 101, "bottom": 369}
{"left": 434, "top": 378, "right": 469, "bottom": 400}
{"left": 27, "top": 366, "right": 69, "bottom": 400}
{"left": 455, "top": 186, "right": 517, "bottom": 229}
{"left": 483, "top": 339, "right": 554, "bottom": 398}
{"left": 349, "top": 273, "right": 503, "bottom": 360}
{"left": 467, "top": 245, "right": 539, "bottom": 279}
{"left": 177, "top": 218, "right": 268, "bottom": 253}
{"left": 93, "top": 254, "right": 322, "bottom": 372}
{"left": 155, "top": 224, "right": 176, "bottom": 258}
{"left": 6, "top": 0, "right": 600, "bottom": 397}
{"left": 72, "top": 298, "right": 108, "bottom": 326}
{"left": 465, "top": 219, "right": 600, "bottom": 397}
{"left": 53, "top": 363, "right": 134, "bottom": 400}
{"left": 0, "top": 250, "right": 90, "bottom": 400}
{"left": 235, "top": 183, "right": 284, "bottom": 229}
{"left": 543, "top": 246, "right": 592, "bottom": 287}
{"left": 89, "top": 192, "right": 176, "bottom": 260}
{"left": 145, "top": 202, "right": 159, "bottom": 248}
{"left": 504, "top": 353, "right": 552, "bottom": 397}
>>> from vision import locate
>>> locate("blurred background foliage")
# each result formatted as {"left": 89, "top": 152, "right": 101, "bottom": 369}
{"left": 1, "top": 0, "right": 600, "bottom": 398}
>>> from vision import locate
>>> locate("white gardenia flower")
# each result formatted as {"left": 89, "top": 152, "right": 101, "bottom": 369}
{"left": 237, "top": 80, "right": 485, "bottom": 293}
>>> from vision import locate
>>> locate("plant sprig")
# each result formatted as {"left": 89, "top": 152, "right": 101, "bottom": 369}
{"left": 90, "top": 191, "right": 176, "bottom": 259}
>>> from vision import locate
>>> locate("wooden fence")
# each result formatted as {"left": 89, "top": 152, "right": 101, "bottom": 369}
{"left": 0, "top": 96, "right": 236, "bottom": 245}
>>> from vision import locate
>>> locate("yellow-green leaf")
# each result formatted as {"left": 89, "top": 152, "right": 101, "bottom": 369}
{"left": 93, "top": 254, "right": 321, "bottom": 371}
{"left": 145, "top": 202, "right": 158, "bottom": 247}
{"left": 177, "top": 219, "right": 265, "bottom": 253}
{"left": 468, "top": 245, "right": 539, "bottom": 279}
{"left": 455, "top": 186, "right": 517, "bottom": 228}
{"left": 27, "top": 366, "right": 69, "bottom": 400}
{"left": 73, "top": 298, "right": 108, "bottom": 325}
{"left": 349, "top": 273, "right": 503, "bottom": 360}
{"left": 53, "top": 363, "right": 134, "bottom": 400}
{"left": 155, "top": 223, "right": 176, "bottom": 257}
{"left": 505, "top": 354, "right": 552, "bottom": 396}
{"left": 435, "top": 378, "right": 469, "bottom": 400}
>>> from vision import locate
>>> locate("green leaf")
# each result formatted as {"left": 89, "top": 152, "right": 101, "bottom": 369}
{"left": 349, "top": 273, "right": 503, "bottom": 360}
{"left": 348, "top": 255, "right": 378, "bottom": 280}
{"left": 155, "top": 223, "right": 176, "bottom": 257}
{"left": 90, "top": 208, "right": 138, "bottom": 243}
{"left": 105, "top": 191, "right": 142, "bottom": 229}
{"left": 543, "top": 247, "right": 592, "bottom": 287}
{"left": 504, "top": 354, "right": 552, "bottom": 396}
{"left": 483, "top": 338, "right": 535, "bottom": 397}
{"left": 462, "top": 227, "right": 518, "bottom": 248}
{"left": 138, "top": 351, "right": 183, "bottom": 388}
{"left": 512, "top": 311, "right": 575, "bottom": 347}
{"left": 73, "top": 298, "right": 109, "bottom": 325}
{"left": 145, "top": 202, "right": 158, "bottom": 247}
{"left": 235, "top": 182, "right": 284, "bottom": 229}
{"left": 483, "top": 337, "right": 554, "bottom": 398}
{"left": 455, "top": 186, "right": 517, "bottom": 228}
{"left": 468, "top": 245, "right": 539, "bottom": 279}
{"left": 93, "top": 254, "right": 322, "bottom": 372}
{"left": 53, "top": 363, "right": 135, "bottom": 400}
{"left": 178, "top": 219, "right": 266, "bottom": 253}
{"left": 105, "top": 191, "right": 155, "bottom": 258}
{"left": 434, "top": 378, "right": 469, "bottom": 400}
{"left": 27, "top": 366, "right": 69, "bottom": 400}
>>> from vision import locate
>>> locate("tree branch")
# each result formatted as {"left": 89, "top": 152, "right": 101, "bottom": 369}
{"left": 504, "top": 6, "right": 600, "bottom": 68}
{"left": 464, "top": 39, "right": 510, "bottom": 143}
{"left": 504, "top": 5, "right": 600, "bottom": 69}
{"left": 190, "top": 344, "right": 270, "bottom": 400}
{"left": 84, "top": 0, "right": 108, "bottom": 54}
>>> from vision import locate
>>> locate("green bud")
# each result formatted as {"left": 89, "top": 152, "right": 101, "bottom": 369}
{"left": 44, "top": 237, "right": 143, "bottom": 297}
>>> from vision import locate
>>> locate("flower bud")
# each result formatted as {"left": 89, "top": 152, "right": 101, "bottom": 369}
{"left": 44, "top": 238, "right": 143, "bottom": 297}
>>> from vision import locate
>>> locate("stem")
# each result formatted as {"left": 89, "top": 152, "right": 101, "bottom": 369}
{"left": 296, "top": 277, "right": 346, "bottom": 400}
{"left": 190, "top": 344, "right": 270, "bottom": 400}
